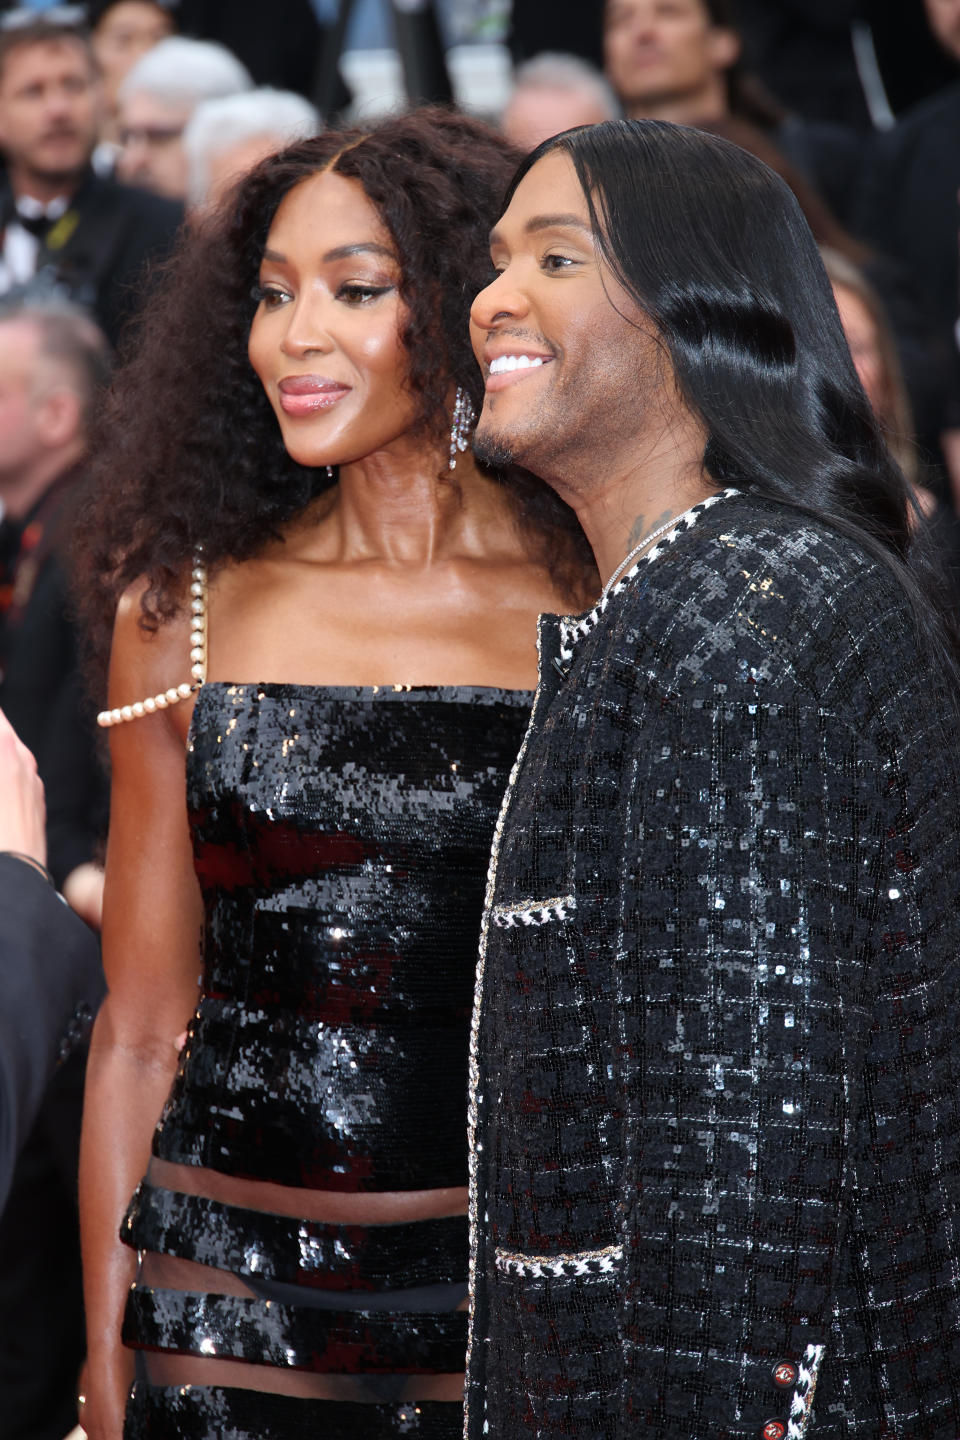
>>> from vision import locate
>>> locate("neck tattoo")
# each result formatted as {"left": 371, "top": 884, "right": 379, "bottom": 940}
{"left": 601, "top": 510, "right": 686, "bottom": 597}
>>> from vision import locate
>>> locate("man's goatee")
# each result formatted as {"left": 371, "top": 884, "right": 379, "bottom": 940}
{"left": 472, "top": 429, "right": 516, "bottom": 470}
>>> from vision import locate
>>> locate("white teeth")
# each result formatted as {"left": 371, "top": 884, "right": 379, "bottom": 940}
{"left": 489, "top": 354, "right": 546, "bottom": 375}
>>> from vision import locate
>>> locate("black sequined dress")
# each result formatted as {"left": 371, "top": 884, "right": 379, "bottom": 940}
{"left": 120, "top": 681, "right": 530, "bottom": 1439}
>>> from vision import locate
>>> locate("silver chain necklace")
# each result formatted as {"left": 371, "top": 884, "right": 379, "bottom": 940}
{"left": 601, "top": 511, "right": 686, "bottom": 598}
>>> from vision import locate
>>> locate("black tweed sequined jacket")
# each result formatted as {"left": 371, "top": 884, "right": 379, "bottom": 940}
{"left": 466, "top": 491, "right": 960, "bottom": 1439}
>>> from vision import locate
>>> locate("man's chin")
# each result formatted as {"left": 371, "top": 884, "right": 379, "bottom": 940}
{"left": 31, "top": 144, "right": 89, "bottom": 184}
{"left": 472, "top": 423, "right": 520, "bottom": 472}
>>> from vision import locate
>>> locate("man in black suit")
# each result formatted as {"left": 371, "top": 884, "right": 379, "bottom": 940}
{"left": 466, "top": 119, "right": 960, "bottom": 1439}
{"left": 0, "top": 707, "right": 103, "bottom": 1215}
{"left": 854, "top": 0, "right": 960, "bottom": 506}
{"left": 0, "top": 9, "right": 182, "bottom": 347}
{"left": 0, "top": 296, "right": 109, "bottom": 1440}
{"left": 856, "top": 0, "right": 960, "bottom": 392}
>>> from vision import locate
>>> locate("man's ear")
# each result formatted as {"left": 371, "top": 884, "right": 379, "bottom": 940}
{"left": 36, "top": 386, "right": 82, "bottom": 449}
{"left": 709, "top": 26, "right": 742, "bottom": 74}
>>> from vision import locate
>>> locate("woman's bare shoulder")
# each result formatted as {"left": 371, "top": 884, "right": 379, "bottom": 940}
{"left": 108, "top": 573, "right": 195, "bottom": 712}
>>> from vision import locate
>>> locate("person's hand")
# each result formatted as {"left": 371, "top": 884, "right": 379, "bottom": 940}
{"left": 64, "top": 862, "right": 106, "bottom": 930}
{"left": 0, "top": 707, "right": 46, "bottom": 864}
{"left": 75, "top": 1350, "right": 132, "bottom": 1440}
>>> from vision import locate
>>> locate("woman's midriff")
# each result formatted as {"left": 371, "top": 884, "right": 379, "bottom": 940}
{"left": 137, "top": 1158, "right": 468, "bottom": 1401}
{"left": 148, "top": 1156, "right": 468, "bottom": 1223}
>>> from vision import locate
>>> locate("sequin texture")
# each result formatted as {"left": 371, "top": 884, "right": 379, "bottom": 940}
{"left": 158, "top": 683, "right": 531, "bottom": 1192}
{"left": 120, "top": 683, "right": 530, "bottom": 1437}
{"left": 467, "top": 493, "right": 960, "bottom": 1439}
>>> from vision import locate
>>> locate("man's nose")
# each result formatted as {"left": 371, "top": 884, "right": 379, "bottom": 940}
{"left": 470, "top": 269, "right": 528, "bottom": 330}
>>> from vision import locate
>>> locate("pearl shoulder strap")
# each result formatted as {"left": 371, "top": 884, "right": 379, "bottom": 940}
{"left": 97, "top": 553, "right": 208, "bottom": 728}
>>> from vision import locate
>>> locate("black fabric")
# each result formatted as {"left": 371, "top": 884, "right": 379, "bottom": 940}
{"left": 123, "top": 1287, "right": 469, "bottom": 1372}
{"left": 0, "top": 168, "right": 182, "bottom": 348}
{"left": 862, "top": 253, "right": 960, "bottom": 490}
{"left": 867, "top": 1, "right": 958, "bottom": 116}
{"left": 124, "top": 1382, "right": 464, "bottom": 1439}
{"left": 156, "top": 683, "right": 530, "bottom": 1191}
{"left": 855, "top": 82, "right": 960, "bottom": 367}
{"left": 243, "top": 1274, "right": 468, "bottom": 1314}
{"left": 771, "top": 113, "right": 864, "bottom": 226}
{"left": 734, "top": 0, "right": 871, "bottom": 129}
{"left": 467, "top": 492, "right": 960, "bottom": 1438}
{"left": 176, "top": 0, "right": 323, "bottom": 98}
{"left": 509, "top": 0, "right": 603, "bottom": 67}
{"left": 0, "top": 465, "right": 107, "bottom": 885}
{"left": 0, "top": 856, "right": 102, "bottom": 1209}
{"left": 123, "top": 1180, "right": 469, "bottom": 1292}
{"left": 0, "top": 856, "right": 103, "bottom": 1440}
{"left": 0, "top": 465, "right": 107, "bottom": 1440}
{"left": 121, "top": 683, "right": 529, "bottom": 1433}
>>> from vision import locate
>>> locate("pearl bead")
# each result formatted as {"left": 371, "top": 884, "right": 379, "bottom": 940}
{"left": 97, "top": 551, "right": 206, "bottom": 725}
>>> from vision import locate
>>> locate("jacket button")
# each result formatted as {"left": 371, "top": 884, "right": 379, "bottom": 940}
{"left": 762, "top": 1423, "right": 786, "bottom": 1440}
{"left": 772, "top": 1361, "right": 798, "bottom": 1388}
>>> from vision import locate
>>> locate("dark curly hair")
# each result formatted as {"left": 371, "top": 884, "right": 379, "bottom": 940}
{"left": 73, "top": 107, "right": 595, "bottom": 672}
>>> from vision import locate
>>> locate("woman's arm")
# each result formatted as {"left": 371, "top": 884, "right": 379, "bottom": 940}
{"left": 79, "top": 587, "right": 204, "bottom": 1440}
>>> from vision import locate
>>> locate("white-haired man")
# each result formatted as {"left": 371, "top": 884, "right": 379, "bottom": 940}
{"left": 116, "top": 33, "right": 251, "bottom": 199}
{"left": 500, "top": 52, "right": 620, "bottom": 153}
{"left": 182, "top": 85, "right": 318, "bottom": 213}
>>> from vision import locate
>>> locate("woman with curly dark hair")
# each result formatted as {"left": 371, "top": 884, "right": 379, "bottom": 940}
{"left": 75, "top": 108, "right": 594, "bottom": 1440}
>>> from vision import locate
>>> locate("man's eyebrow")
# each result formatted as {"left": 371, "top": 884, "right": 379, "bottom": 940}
{"left": 260, "top": 242, "right": 396, "bottom": 265}
{"left": 489, "top": 213, "right": 594, "bottom": 246}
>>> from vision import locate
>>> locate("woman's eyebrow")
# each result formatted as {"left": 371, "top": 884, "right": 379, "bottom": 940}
{"left": 260, "top": 242, "right": 397, "bottom": 264}
{"left": 322, "top": 242, "right": 397, "bottom": 262}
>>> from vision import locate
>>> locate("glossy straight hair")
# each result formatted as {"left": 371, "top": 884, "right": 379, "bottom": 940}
{"left": 505, "top": 119, "right": 960, "bottom": 676}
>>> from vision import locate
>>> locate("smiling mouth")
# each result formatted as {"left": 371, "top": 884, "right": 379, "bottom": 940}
{"left": 485, "top": 353, "right": 552, "bottom": 392}
{"left": 489, "top": 354, "right": 547, "bottom": 375}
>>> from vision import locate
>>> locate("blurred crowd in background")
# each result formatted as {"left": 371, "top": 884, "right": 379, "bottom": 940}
{"left": 2, "top": 2, "right": 960, "bottom": 1437}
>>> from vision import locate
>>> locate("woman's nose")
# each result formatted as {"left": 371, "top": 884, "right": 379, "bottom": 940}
{"left": 279, "top": 294, "right": 333, "bottom": 358}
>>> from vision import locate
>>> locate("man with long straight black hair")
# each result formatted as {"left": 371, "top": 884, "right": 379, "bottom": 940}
{"left": 465, "top": 118, "right": 960, "bottom": 1439}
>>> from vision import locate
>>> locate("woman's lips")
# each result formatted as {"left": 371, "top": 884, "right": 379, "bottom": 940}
{"left": 277, "top": 376, "right": 350, "bottom": 416}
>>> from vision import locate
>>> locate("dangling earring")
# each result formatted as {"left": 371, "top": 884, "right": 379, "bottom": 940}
{"left": 448, "top": 386, "right": 476, "bottom": 471}
{"left": 325, "top": 465, "right": 334, "bottom": 478}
